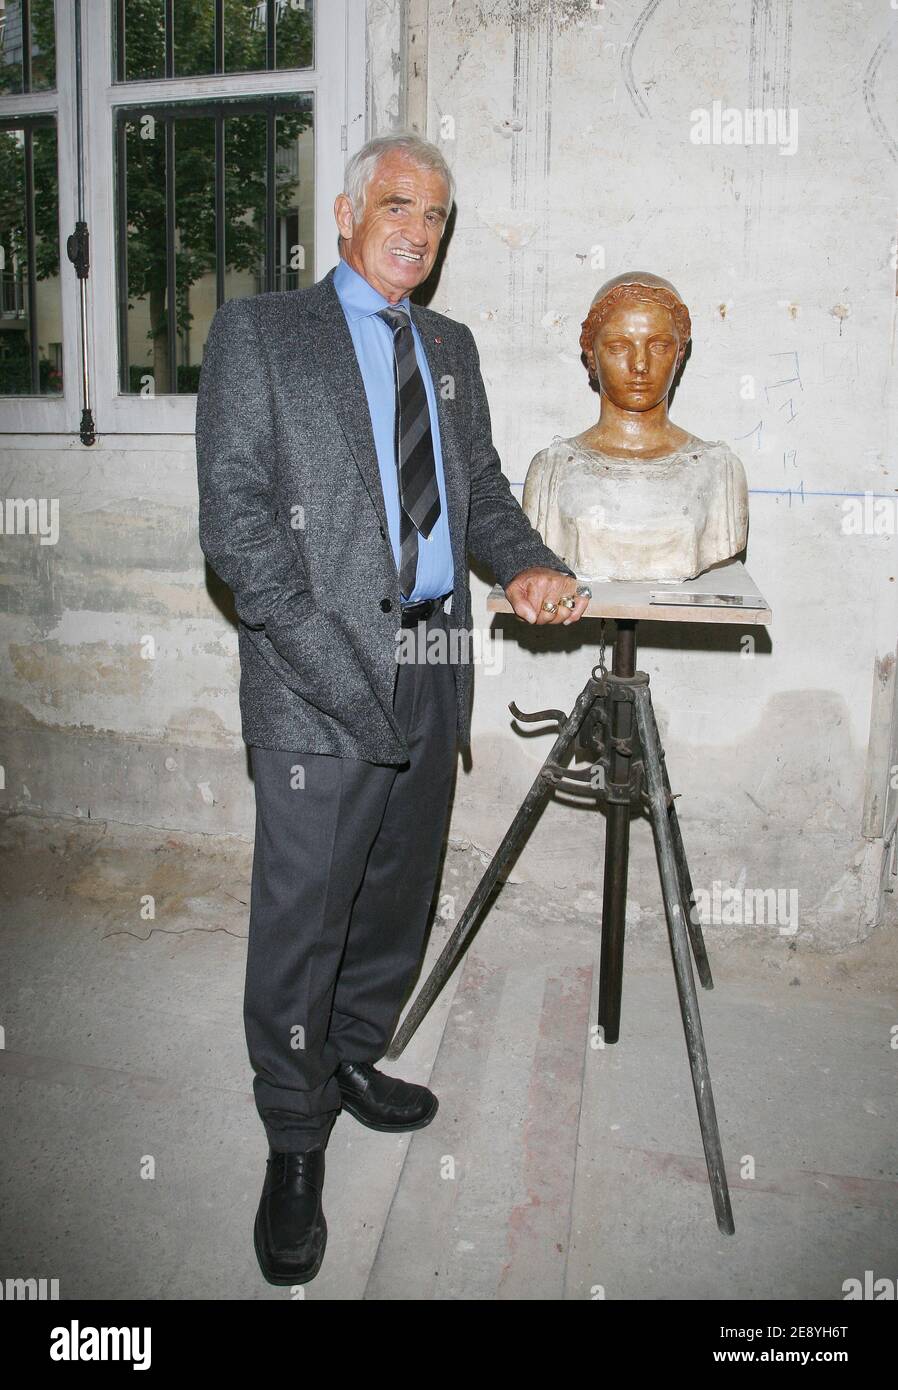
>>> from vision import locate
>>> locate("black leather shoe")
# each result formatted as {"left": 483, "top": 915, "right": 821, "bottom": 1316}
{"left": 253, "top": 1149, "right": 327, "bottom": 1285}
{"left": 336, "top": 1061, "right": 438, "bottom": 1132}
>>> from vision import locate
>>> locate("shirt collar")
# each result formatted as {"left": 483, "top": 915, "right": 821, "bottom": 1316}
{"left": 333, "top": 257, "right": 412, "bottom": 324}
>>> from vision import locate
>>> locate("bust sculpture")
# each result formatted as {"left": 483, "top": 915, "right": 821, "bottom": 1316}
{"left": 522, "top": 272, "right": 748, "bottom": 582}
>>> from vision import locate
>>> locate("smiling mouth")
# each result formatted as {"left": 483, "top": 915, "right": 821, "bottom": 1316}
{"left": 390, "top": 248, "right": 424, "bottom": 262}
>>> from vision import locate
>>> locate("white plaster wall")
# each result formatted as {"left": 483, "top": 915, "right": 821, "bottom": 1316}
{"left": 366, "top": 0, "right": 403, "bottom": 129}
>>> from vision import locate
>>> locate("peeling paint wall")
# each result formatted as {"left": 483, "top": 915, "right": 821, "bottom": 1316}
{"left": 0, "top": 437, "right": 245, "bottom": 833}
{"left": 1, "top": 1, "right": 896, "bottom": 952}
{"left": 366, "top": 0, "right": 403, "bottom": 131}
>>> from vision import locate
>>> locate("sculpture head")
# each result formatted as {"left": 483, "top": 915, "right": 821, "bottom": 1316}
{"left": 579, "top": 272, "right": 692, "bottom": 412}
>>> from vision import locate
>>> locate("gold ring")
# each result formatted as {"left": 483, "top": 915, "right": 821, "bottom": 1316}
{"left": 559, "top": 595, "right": 577, "bottom": 609}
{"left": 542, "top": 599, "right": 558, "bottom": 613}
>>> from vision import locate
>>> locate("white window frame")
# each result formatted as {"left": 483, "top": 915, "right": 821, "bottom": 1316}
{"left": 0, "top": 0, "right": 366, "bottom": 437}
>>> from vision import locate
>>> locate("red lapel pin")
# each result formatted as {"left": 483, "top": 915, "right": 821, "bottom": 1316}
{"left": 434, "top": 336, "right": 442, "bottom": 344}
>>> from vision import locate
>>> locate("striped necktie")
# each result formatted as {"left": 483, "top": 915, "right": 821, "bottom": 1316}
{"left": 377, "top": 306, "right": 441, "bottom": 599}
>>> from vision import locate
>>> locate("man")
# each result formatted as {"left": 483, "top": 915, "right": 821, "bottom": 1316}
{"left": 195, "top": 132, "right": 589, "bottom": 1286}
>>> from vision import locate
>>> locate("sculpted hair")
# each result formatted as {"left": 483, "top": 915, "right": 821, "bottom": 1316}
{"left": 580, "top": 284, "right": 692, "bottom": 383}
{"left": 343, "top": 133, "right": 455, "bottom": 222}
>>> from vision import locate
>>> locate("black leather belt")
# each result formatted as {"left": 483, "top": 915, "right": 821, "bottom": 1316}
{"left": 400, "top": 592, "right": 452, "bottom": 627}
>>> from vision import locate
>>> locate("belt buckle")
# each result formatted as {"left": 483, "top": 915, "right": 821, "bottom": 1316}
{"left": 401, "top": 600, "right": 428, "bottom": 627}
{"left": 400, "top": 592, "right": 450, "bottom": 627}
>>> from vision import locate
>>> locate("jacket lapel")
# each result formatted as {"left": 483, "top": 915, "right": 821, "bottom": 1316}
{"left": 303, "top": 269, "right": 390, "bottom": 537}
{"left": 301, "top": 269, "right": 469, "bottom": 592}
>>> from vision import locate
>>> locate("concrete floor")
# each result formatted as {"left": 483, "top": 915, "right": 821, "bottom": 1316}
{"left": 1, "top": 811, "right": 896, "bottom": 1301}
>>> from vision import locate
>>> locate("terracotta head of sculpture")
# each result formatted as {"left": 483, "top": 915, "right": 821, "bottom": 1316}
{"left": 522, "top": 269, "right": 748, "bottom": 582}
{"left": 579, "top": 272, "right": 692, "bottom": 409}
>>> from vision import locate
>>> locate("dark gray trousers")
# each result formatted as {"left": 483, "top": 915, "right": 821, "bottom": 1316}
{"left": 245, "top": 606, "right": 458, "bottom": 1152}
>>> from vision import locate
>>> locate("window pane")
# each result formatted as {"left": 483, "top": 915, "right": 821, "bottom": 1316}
{"left": 223, "top": 110, "right": 265, "bottom": 299}
{"left": 117, "top": 0, "right": 165, "bottom": 82}
{"left": 118, "top": 111, "right": 168, "bottom": 391}
{"left": 222, "top": 0, "right": 266, "bottom": 74}
{"left": 31, "top": 123, "right": 60, "bottom": 389}
{"left": 116, "top": 95, "right": 313, "bottom": 395}
{"left": 174, "top": 113, "right": 215, "bottom": 390}
{"left": 273, "top": 110, "right": 313, "bottom": 291}
{"left": 274, "top": 0, "right": 312, "bottom": 71}
{"left": 173, "top": 0, "right": 214, "bottom": 78}
{"left": 115, "top": 0, "right": 314, "bottom": 81}
{"left": 224, "top": 1, "right": 314, "bottom": 74}
{"left": 0, "top": 125, "right": 29, "bottom": 388}
{"left": 30, "top": 0, "right": 55, "bottom": 89}
{"left": 0, "top": 0, "right": 55, "bottom": 93}
{"left": 0, "top": 120, "right": 62, "bottom": 395}
{"left": 0, "top": 1, "right": 25, "bottom": 95}
{"left": 222, "top": 105, "right": 314, "bottom": 300}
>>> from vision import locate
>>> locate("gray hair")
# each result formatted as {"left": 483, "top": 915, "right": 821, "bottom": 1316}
{"left": 343, "top": 133, "right": 455, "bottom": 222}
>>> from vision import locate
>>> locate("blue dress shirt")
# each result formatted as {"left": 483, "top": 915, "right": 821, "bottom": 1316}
{"left": 333, "top": 258, "right": 454, "bottom": 604}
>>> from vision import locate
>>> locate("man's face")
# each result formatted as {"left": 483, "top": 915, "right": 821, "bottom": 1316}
{"left": 334, "top": 151, "right": 449, "bottom": 302}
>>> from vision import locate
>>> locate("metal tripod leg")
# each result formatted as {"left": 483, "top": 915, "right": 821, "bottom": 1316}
{"left": 662, "top": 760, "right": 714, "bottom": 990}
{"left": 386, "top": 674, "right": 602, "bottom": 1060}
{"left": 633, "top": 683, "right": 735, "bottom": 1235}
{"left": 596, "top": 621, "right": 636, "bottom": 1045}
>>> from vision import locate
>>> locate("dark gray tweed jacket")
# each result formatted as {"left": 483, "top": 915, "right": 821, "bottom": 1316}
{"left": 195, "top": 265, "right": 575, "bottom": 764}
